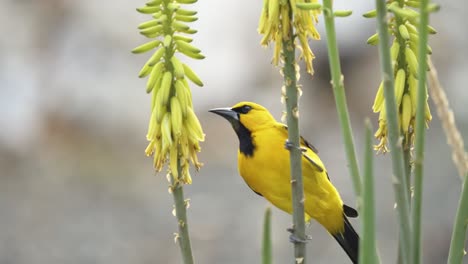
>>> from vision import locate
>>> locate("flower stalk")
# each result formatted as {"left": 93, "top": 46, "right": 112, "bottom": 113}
{"left": 366, "top": 0, "right": 438, "bottom": 262}
{"left": 262, "top": 207, "right": 273, "bottom": 264}
{"left": 359, "top": 120, "right": 379, "bottom": 264}
{"left": 170, "top": 161, "right": 194, "bottom": 264}
{"left": 403, "top": 147, "right": 411, "bottom": 199}
{"left": 257, "top": 1, "right": 324, "bottom": 261}
{"left": 373, "top": 0, "right": 412, "bottom": 263}
{"left": 370, "top": 0, "right": 434, "bottom": 154}
{"left": 448, "top": 173, "right": 468, "bottom": 264}
{"left": 321, "top": 0, "right": 362, "bottom": 197}
{"left": 411, "top": 0, "right": 432, "bottom": 262}
{"left": 133, "top": 0, "right": 205, "bottom": 263}
{"left": 282, "top": 31, "right": 307, "bottom": 261}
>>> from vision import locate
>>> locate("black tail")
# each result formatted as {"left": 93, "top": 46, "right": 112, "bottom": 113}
{"left": 332, "top": 216, "right": 359, "bottom": 264}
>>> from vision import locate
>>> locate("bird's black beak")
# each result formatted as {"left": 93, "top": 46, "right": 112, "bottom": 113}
{"left": 208, "top": 108, "right": 239, "bottom": 123}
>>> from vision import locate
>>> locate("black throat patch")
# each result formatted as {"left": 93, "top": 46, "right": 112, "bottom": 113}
{"left": 233, "top": 121, "right": 255, "bottom": 157}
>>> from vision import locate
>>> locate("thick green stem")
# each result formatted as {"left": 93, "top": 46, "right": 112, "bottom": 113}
{"left": 282, "top": 29, "right": 307, "bottom": 263}
{"left": 448, "top": 173, "right": 468, "bottom": 264}
{"left": 412, "top": 0, "right": 430, "bottom": 263}
{"left": 170, "top": 160, "right": 194, "bottom": 264}
{"left": 374, "top": 0, "right": 412, "bottom": 263}
{"left": 322, "top": 0, "right": 362, "bottom": 197}
{"left": 359, "top": 120, "right": 379, "bottom": 264}
{"left": 262, "top": 208, "right": 273, "bottom": 264}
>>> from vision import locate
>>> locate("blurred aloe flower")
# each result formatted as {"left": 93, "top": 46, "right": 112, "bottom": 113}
{"left": 258, "top": 0, "right": 321, "bottom": 74}
{"left": 365, "top": 0, "right": 434, "bottom": 153}
{"left": 133, "top": 0, "right": 205, "bottom": 184}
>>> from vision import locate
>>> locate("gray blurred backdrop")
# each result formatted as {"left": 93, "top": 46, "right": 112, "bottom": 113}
{"left": 1, "top": 0, "right": 467, "bottom": 263}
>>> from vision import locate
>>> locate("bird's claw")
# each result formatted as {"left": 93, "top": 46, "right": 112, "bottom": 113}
{"left": 285, "top": 140, "right": 294, "bottom": 150}
{"left": 284, "top": 140, "right": 307, "bottom": 152}
{"left": 289, "top": 234, "right": 312, "bottom": 244}
{"left": 287, "top": 226, "right": 311, "bottom": 244}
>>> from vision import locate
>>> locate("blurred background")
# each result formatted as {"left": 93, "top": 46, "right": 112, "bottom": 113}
{"left": 1, "top": 0, "right": 467, "bottom": 263}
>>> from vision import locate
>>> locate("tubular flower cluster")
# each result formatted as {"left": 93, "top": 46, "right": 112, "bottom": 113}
{"left": 365, "top": 0, "right": 435, "bottom": 153}
{"left": 134, "top": 0, "right": 205, "bottom": 184}
{"left": 258, "top": 0, "right": 321, "bottom": 74}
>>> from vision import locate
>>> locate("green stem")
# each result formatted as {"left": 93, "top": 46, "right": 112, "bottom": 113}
{"left": 403, "top": 147, "right": 412, "bottom": 201}
{"left": 412, "top": 0, "right": 430, "bottom": 263}
{"left": 374, "top": 0, "right": 412, "bottom": 263}
{"left": 359, "top": 119, "right": 378, "bottom": 264}
{"left": 170, "top": 159, "right": 194, "bottom": 264}
{"left": 282, "top": 25, "right": 307, "bottom": 263}
{"left": 448, "top": 173, "right": 468, "bottom": 264}
{"left": 401, "top": 146, "right": 412, "bottom": 264}
{"left": 262, "top": 208, "right": 273, "bottom": 264}
{"left": 397, "top": 247, "right": 403, "bottom": 264}
{"left": 322, "top": 0, "right": 362, "bottom": 197}
{"left": 397, "top": 0, "right": 412, "bottom": 207}
{"left": 164, "top": 1, "right": 194, "bottom": 262}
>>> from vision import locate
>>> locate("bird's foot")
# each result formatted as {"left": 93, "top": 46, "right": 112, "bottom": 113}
{"left": 284, "top": 140, "right": 307, "bottom": 152}
{"left": 285, "top": 140, "right": 294, "bottom": 150}
{"left": 289, "top": 234, "right": 312, "bottom": 244}
{"left": 287, "top": 226, "right": 311, "bottom": 244}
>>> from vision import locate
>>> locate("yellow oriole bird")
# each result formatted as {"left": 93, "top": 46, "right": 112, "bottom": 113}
{"left": 210, "top": 102, "right": 359, "bottom": 263}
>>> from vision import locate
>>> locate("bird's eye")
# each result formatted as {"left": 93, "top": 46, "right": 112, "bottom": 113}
{"left": 240, "top": 105, "right": 252, "bottom": 114}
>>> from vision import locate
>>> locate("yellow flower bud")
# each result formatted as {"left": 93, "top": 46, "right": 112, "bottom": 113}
{"left": 135, "top": 0, "right": 205, "bottom": 182}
